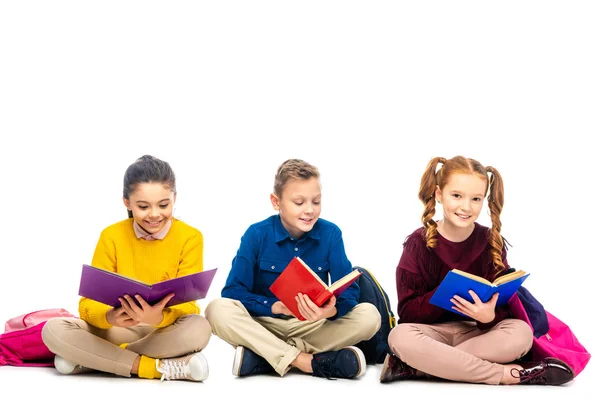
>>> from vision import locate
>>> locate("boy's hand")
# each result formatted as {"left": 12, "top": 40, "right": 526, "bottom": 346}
{"left": 296, "top": 294, "right": 337, "bottom": 321}
{"left": 119, "top": 293, "right": 174, "bottom": 327}
{"left": 450, "top": 291, "right": 498, "bottom": 324}
{"left": 106, "top": 306, "right": 139, "bottom": 327}
{"left": 272, "top": 301, "right": 294, "bottom": 316}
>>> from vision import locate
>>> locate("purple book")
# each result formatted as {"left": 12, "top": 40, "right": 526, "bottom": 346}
{"left": 78, "top": 264, "right": 218, "bottom": 308}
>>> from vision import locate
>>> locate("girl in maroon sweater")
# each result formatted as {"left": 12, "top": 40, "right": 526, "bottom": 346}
{"left": 380, "top": 156, "right": 573, "bottom": 386}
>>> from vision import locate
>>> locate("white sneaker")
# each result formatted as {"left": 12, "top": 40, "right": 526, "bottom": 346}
{"left": 54, "top": 355, "right": 93, "bottom": 375}
{"left": 156, "top": 352, "right": 209, "bottom": 382}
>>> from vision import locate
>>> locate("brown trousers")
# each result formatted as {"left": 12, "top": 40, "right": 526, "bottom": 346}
{"left": 41, "top": 314, "right": 211, "bottom": 377}
{"left": 388, "top": 319, "right": 533, "bottom": 384}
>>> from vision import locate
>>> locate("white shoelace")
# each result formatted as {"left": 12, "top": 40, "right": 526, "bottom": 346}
{"left": 156, "top": 358, "right": 189, "bottom": 381}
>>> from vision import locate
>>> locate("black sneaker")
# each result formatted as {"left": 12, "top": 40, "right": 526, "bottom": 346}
{"left": 311, "top": 346, "right": 366, "bottom": 379}
{"left": 232, "top": 346, "right": 275, "bottom": 377}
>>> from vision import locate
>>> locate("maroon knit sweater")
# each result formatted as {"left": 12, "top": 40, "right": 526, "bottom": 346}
{"left": 395, "top": 222, "right": 511, "bottom": 329}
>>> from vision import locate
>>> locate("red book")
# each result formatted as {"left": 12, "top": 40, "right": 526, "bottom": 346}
{"left": 269, "top": 257, "right": 362, "bottom": 320}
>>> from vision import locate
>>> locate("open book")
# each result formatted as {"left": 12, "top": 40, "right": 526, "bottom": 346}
{"left": 269, "top": 257, "right": 362, "bottom": 320}
{"left": 78, "top": 264, "right": 218, "bottom": 308}
{"left": 429, "top": 269, "right": 530, "bottom": 315}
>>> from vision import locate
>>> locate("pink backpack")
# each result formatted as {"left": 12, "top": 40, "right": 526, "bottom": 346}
{"left": 509, "top": 295, "right": 591, "bottom": 377}
{"left": 0, "top": 308, "right": 76, "bottom": 367}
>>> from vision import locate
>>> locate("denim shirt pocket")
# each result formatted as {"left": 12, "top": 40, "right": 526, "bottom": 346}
{"left": 258, "top": 260, "right": 288, "bottom": 274}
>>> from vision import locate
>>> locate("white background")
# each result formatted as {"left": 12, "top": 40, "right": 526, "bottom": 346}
{"left": 0, "top": 1, "right": 597, "bottom": 397}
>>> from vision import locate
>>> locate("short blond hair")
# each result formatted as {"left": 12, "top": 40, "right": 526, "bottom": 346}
{"left": 273, "top": 159, "right": 320, "bottom": 197}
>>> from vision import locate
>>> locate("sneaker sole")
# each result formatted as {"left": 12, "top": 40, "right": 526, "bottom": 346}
{"left": 345, "top": 345, "right": 367, "bottom": 378}
{"left": 232, "top": 346, "right": 244, "bottom": 377}
{"left": 191, "top": 352, "right": 210, "bottom": 381}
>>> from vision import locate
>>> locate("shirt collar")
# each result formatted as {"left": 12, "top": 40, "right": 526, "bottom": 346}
{"left": 273, "top": 214, "right": 320, "bottom": 243}
{"left": 133, "top": 218, "right": 172, "bottom": 241}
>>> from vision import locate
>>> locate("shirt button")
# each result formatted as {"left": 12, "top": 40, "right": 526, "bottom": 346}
{"left": 271, "top": 266, "right": 275, "bottom": 269}
{"left": 294, "top": 247, "right": 298, "bottom": 251}
{"left": 318, "top": 267, "right": 322, "bottom": 271}
{"left": 263, "top": 301, "right": 267, "bottom": 304}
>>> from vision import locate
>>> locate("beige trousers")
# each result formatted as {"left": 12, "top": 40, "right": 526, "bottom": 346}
{"left": 41, "top": 314, "right": 212, "bottom": 377}
{"left": 388, "top": 319, "right": 533, "bottom": 385}
{"left": 205, "top": 298, "right": 381, "bottom": 376}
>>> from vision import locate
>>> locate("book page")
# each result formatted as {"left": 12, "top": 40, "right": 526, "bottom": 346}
{"left": 492, "top": 270, "right": 527, "bottom": 286}
{"left": 86, "top": 264, "right": 150, "bottom": 287}
{"left": 328, "top": 269, "right": 361, "bottom": 292}
{"left": 451, "top": 269, "right": 492, "bottom": 285}
{"left": 297, "top": 257, "right": 327, "bottom": 289}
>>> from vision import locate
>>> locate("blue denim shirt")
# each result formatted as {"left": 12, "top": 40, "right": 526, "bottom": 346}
{"left": 222, "top": 215, "right": 359, "bottom": 319}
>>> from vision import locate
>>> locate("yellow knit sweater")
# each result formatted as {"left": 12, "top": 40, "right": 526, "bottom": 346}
{"left": 79, "top": 218, "right": 203, "bottom": 329}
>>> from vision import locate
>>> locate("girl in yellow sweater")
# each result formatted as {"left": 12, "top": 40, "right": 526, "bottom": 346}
{"left": 42, "top": 155, "right": 212, "bottom": 382}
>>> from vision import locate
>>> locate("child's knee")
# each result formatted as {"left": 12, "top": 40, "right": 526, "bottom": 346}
{"left": 388, "top": 323, "right": 418, "bottom": 356}
{"left": 512, "top": 319, "right": 534, "bottom": 356}
{"left": 204, "top": 298, "right": 237, "bottom": 329}
{"left": 41, "top": 317, "right": 76, "bottom": 351}
{"left": 357, "top": 303, "right": 382, "bottom": 335}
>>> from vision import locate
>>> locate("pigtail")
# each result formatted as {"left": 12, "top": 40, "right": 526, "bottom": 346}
{"left": 486, "top": 165, "right": 505, "bottom": 276}
{"left": 418, "top": 157, "right": 446, "bottom": 248}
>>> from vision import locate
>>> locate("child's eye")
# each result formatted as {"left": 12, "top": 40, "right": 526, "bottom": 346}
{"left": 313, "top": 201, "right": 321, "bottom": 205}
{"left": 294, "top": 202, "right": 303, "bottom": 206}
{"left": 473, "top": 197, "right": 482, "bottom": 202}
{"left": 138, "top": 206, "right": 148, "bottom": 210}
{"left": 452, "top": 194, "right": 461, "bottom": 198}
{"left": 159, "top": 204, "right": 169, "bottom": 208}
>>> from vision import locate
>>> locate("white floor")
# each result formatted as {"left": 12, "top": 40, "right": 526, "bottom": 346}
{"left": 0, "top": 335, "right": 595, "bottom": 400}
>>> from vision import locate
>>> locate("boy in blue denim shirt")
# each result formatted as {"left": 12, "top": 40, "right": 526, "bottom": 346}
{"left": 206, "top": 159, "right": 380, "bottom": 379}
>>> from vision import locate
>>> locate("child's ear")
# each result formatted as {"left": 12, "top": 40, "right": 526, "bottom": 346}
{"left": 435, "top": 186, "right": 442, "bottom": 203}
{"left": 122, "top": 196, "right": 131, "bottom": 211}
{"left": 270, "top": 193, "right": 280, "bottom": 210}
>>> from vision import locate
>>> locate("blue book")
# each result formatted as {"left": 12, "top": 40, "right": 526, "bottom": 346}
{"left": 429, "top": 269, "right": 530, "bottom": 315}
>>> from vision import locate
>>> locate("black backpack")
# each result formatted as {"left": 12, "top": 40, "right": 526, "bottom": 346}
{"left": 353, "top": 266, "right": 397, "bottom": 364}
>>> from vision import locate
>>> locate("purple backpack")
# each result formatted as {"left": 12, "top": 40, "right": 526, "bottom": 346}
{"left": 0, "top": 308, "right": 76, "bottom": 367}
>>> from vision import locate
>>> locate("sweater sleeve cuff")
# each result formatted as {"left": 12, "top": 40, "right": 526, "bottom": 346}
{"left": 156, "top": 309, "right": 177, "bottom": 328}
{"left": 155, "top": 302, "right": 200, "bottom": 328}
{"left": 80, "top": 302, "right": 112, "bottom": 329}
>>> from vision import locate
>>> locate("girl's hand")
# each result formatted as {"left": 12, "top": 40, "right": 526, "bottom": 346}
{"left": 272, "top": 301, "right": 294, "bottom": 316}
{"left": 296, "top": 294, "right": 337, "bottom": 321}
{"left": 450, "top": 291, "right": 498, "bottom": 324}
{"left": 119, "top": 293, "right": 174, "bottom": 327}
{"left": 106, "top": 306, "right": 139, "bottom": 327}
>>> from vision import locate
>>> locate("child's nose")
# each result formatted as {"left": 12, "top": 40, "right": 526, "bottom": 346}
{"left": 461, "top": 199, "right": 472, "bottom": 211}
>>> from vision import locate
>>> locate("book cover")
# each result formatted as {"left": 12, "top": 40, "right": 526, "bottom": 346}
{"left": 429, "top": 269, "right": 530, "bottom": 316}
{"left": 269, "top": 257, "right": 361, "bottom": 320}
{"left": 78, "top": 264, "right": 218, "bottom": 308}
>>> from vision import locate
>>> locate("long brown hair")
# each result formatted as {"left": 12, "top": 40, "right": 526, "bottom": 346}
{"left": 418, "top": 156, "right": 505, "bottom": 276}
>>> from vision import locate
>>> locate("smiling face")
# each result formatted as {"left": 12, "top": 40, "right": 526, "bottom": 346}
{"left": 123, "top": 182, "right": 176, "bottom": 234}
{"left": 436, "top": 173, "right": 487, "bottom": 233}
{"left": 270, "top": 176, "right": 321, "bottom": 239}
